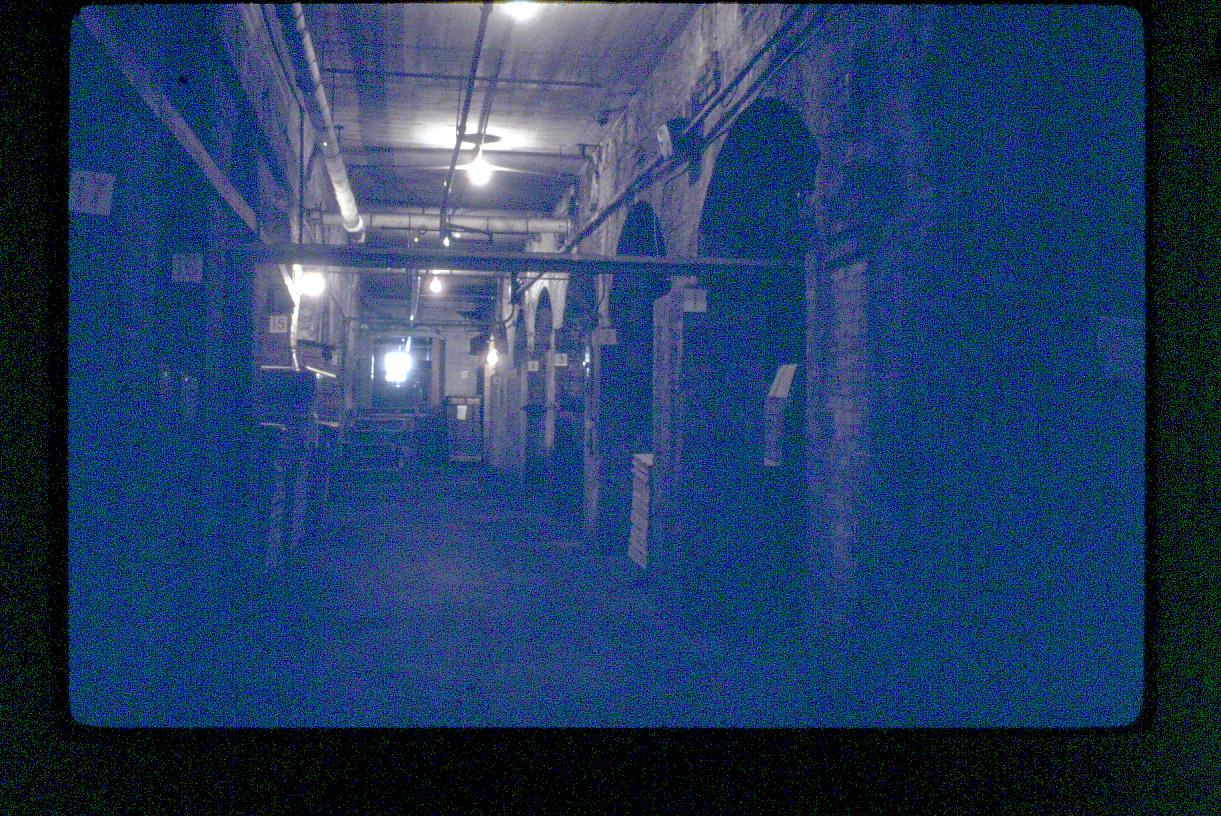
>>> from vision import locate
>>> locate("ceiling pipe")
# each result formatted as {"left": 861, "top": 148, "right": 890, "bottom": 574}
{"left": 290, "top": 3, "right": 366, "bottom": 241}
{"left": 320, "top": 212, "right": 569, "bottom": 236}
{"left": 440, "top": 1, "right": 494, "bottom": 238}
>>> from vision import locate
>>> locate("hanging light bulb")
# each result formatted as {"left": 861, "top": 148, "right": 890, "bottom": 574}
{"left": 467, "top": 149, "right": 493, "bottom": 186}
{"left": 429, "top": 274, "right": 443, "bottom": 294}
{"left": 442, "top": 234, "right": 451, "bottom": 247}
{"left": 486, "top": 342, "right": 499, "bottom": 369}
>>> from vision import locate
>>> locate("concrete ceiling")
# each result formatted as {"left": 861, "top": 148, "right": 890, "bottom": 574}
{"left": 292, "top": 2, "right": 698, "bottom": 311}
{"left": 306, "top": 2, "right": 697, "bottom": 216}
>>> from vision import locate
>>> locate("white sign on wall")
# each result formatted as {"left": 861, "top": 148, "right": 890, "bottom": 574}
{"left": 69, "top": 170, "right": 116, "bottom": 216}
{"left": 527, "top": 359, "right": 540, "bottom": 372}
{"left": 171, "top": 252, "right": 203, "bottom": 283}
{"left": 268, "top": 314, "right": 289, "bottom": 334}
{"left": 456, "top": 404, "right": 468, "bottom": 421}
{"left": 554, "top": 353, "right": 569, "bottom": 367}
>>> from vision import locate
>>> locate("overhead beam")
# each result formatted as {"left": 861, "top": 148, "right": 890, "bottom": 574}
{"left": 80, "top": 7, "right": 260, "bottom": 235}
{"left": 321, "top": 211, "right": 569, "bottom": 236}
{"left": 321, "top": 67, "right": 602, "bottom": 91}
{"left": 236, "top": 244, "right": 801, "bottom": 277}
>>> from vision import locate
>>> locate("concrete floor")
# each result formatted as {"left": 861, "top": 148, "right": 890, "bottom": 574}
{"left": 70, "top": 460, "right": 850, "bottom": 728}
{"left": 230, "top": 465, "right": 839, "bottom": 727}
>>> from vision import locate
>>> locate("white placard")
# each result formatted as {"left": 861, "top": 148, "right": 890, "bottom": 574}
{"left": 69, "top": 170, "right": 116, "bottom": 216}
{"left": 171, "top": 252, "right": 203, "bottom": 283}
{"left": 554, "top": 353, "right": 569, "bottom": 367}
{"left": 460, "top": 369, "right": 470, "bottom": 379}
{"left": 456, "top": 404, "right": 468, "bottom": 421}
{"left": 268, "top": 314, "right": 289, "bottom": 334}
{"left": 527, "top": 359, "right": 540, "bottom": 372}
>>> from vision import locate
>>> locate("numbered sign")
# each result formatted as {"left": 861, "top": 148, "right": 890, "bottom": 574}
{"left": 269, "top": 314, "right": 289, "bottom": 334}
{"left": 69, "top": 171, "right": 116, "bottom": 216}
{"left": 554, "top": 352, "right": 569, "bottom": 367}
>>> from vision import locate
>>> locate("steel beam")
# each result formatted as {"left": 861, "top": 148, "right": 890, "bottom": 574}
{"left": 235, "top": 244, "right": 800, "bottom": 277}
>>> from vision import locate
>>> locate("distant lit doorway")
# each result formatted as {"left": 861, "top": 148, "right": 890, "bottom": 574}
{"left": 371, "top": 336, "right": 433, "bottom": 413}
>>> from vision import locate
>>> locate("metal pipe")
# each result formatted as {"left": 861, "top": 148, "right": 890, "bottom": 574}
{"left": 320, "top": 212, "right": 569, "bottom": 235}
{"left": 440, "top": 2, "right": 494, "bottom": 237}
{"left": 290, "top": 3, "right": 365, "bottom": 239}
{"left": 237, "top": 243, "right": 801, "bottom": 277}
{"left": 321, "top": 67, "right": 601, "bottom": 91}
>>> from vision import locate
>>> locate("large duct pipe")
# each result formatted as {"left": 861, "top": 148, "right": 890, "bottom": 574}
{"left": 321, "top": 211, "right": 569, "bottom": 236}
{"left": 291, "top": 3, "right": 365, "bottom": 240}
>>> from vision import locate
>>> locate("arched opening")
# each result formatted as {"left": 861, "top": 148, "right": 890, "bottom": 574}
{"left": 523, "top": 287, "right": 553, "bottom": 494}
{"left": 595, "top": 202, "right": 669, "bottom": 549}
{"left": 682, "top": 97, "right": 818, "bottom": 636}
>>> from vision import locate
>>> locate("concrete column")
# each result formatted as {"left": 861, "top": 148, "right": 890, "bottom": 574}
{"left": 430, "top": 337, "right": 442, "bottom": 408}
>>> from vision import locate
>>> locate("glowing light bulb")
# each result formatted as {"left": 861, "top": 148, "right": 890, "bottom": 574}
{"left": 299, "top": 270, "right": 325, "bottom": 297}
{"left": 504, "top": 1, "right": 539, "bottom": 22}
{"left": 486, "top": 344, "right": 499, "bottom": 368}
{"left": 467, "top": 150, "right": 493, "bottom": 186}
{"left": 429, "top": 275, "right": 443, "bottom": 294}
{"left": 442, "top": 234, "right": 451, "bottom": 247}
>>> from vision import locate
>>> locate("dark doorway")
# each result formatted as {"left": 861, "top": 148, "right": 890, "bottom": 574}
{"left": 597, "top": 202, "right": 669, "bottom": 550}
{"left": 683, "top": 98, "right": 818, "bottom": 637}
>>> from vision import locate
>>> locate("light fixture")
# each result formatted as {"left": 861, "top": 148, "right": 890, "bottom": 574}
{"left": 504, "top": 2, "right": 539, "bottom": 22}
{"left": 429, "top": 274, "right": 443, "bottom": 294}
{"left": 453, "top": 231, "right": 462, "bottom": 238}
{"left": 384, "top": 348, "right": 413, "bottom": 384}
{"left": 486, "top": 342, "right": 499, "bottom": 369}
{"left": 467, "top": 149, "right": 493, "bottom": 186}
{"left": 299, "top": 270, "right": 326, "bottom": 297}
{"left": 442, "top": 234, "right": 451, "bottom": 247}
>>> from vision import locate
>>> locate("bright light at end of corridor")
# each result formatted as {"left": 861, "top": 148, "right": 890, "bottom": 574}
{"left": 384, "top": 349, "right": 413, "bottom": 383}
{"left": 504, "top": 2, "right": 539, "bottom": 22}
{"left": 486, "top": 344, "right": 499, "bottom": 369}
{"left": 299, "top": 271, "right": 326, "bottom": 297}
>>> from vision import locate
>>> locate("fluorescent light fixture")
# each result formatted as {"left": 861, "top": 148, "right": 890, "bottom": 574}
{"left": 384, "top": 349, "right": 413, "bottom": 383}
{"left": 429, "top": 275, "right": 443, "bottom": 294}
{"left": 504, "top": 2, "right": 539, "bottom": 22}
{"left": 467, "top": 150, "right": 493, "bottom": 186}
{"left": 299, "top": 270, "right": 326, "bottom": 297}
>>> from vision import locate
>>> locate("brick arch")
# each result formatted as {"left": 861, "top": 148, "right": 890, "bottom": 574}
{"left": 675, "top": 95, "right": 820, "bottom": 630}
{"left": 611, "top": 201, "right": 669, "bottom": 346}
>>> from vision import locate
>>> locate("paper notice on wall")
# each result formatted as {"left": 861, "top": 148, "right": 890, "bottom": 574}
{"left": 456, "top": 404, "right": 468, "bottom": 421}
{"left": 171, "top": 252, "right": 203, "bottom": 283}
{"left": 69, "top": 170, "right": 116, "bottom": 216}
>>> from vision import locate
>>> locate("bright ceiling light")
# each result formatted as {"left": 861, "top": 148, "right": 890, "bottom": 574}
{"left": 442, "top": 234, "right": 451, "bottom": 247}
{"left": 299, "top": 270, "right": 326, "bottom": 297}
{"left": 467, "top": 150, "right": 493, "bottom": 186}
{"left": 384, "top": 349, "right": 413, "bottom": 384}
{"left": 504, "top": 2, "right": 539, "bottom": 22}
{"left": 429, "top": 274, "right": 443, "bottom": 294}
